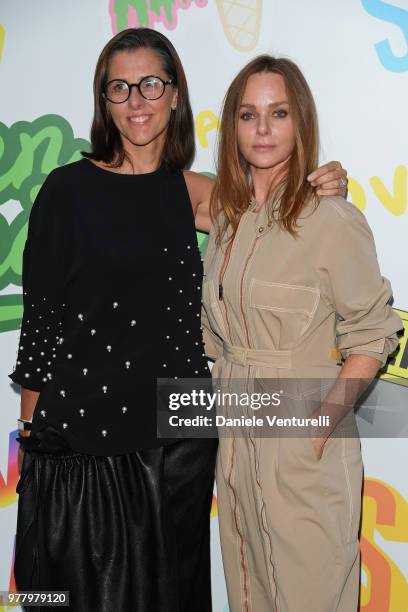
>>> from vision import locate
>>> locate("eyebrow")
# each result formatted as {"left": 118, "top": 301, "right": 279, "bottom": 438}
{"left": 239, "top": 100, "right": 289, "bottom": 109}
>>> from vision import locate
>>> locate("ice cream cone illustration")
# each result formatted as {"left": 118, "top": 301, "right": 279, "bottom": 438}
{"left": 216, "top": 0, "right": 262, "bottom": 52}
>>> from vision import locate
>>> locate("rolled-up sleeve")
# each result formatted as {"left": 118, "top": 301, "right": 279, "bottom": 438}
{"left": 9, "top": 170, "right": 66, "bottom": 391}
{"left": 327, "top": 202, "right": 403, "bottom": 365}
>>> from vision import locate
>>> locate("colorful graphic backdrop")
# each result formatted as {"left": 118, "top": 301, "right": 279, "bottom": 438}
{"left": 1, "top": 1, "right": 407, "bottom": 610}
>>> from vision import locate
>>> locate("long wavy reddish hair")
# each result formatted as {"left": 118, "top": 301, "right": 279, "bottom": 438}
{"left": 211, "top": 55, "right": 319, "bottom": 243}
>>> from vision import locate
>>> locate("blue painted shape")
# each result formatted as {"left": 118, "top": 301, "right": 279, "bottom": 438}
{"left": 362, "top": 0, "right": 408, "bottom": 72}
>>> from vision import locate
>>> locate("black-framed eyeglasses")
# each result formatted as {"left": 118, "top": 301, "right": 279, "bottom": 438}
{"left": 103, "top": 75, "right": 175, "bottom": 103}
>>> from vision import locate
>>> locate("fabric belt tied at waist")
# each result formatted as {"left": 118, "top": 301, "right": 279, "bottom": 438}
{"left": 223, "top": 342, "right": 291, "bottom": 368}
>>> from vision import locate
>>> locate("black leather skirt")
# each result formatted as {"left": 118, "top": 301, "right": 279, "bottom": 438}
{"left": 15, "top": 428, "right": 218, "bottom": 611}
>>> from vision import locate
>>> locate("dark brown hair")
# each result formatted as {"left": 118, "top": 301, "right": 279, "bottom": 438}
{"left": 211, "top": 55, "right": 319, "bottom": 242}
{"left": 82, "top": 28, "right": 195, "bottom": 169}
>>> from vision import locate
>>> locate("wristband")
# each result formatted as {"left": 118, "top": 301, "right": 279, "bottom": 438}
{"left": 17, "top": 418, "right": 32, "bottom": 432}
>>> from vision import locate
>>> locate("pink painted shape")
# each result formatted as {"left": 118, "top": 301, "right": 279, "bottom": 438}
{"left": 109, "top": 0, "right": 208, "bottom": 34}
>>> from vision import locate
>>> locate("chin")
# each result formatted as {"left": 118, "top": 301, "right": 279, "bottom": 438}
{"left": 247, "top": 157, "right": 282, "bottom": 170}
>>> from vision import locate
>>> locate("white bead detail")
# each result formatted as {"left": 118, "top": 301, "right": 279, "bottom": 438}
{"left": 113, "top": 302, "right": 119, "bottom": 308}
{"left": 91, "top": 329, "right": 96, "bottom": 335}
{"left": 78, "top": 314, "right": 84, "bottom": 321}
{"left": 168, "top": 277, "right": 172, "bottom": 281}
{"left": 122, "top": 406, "right": 128, "bottom": 413}
{"left": 60, "top": 390, "right": 66, "bottom": 397}
{"left": 67, "top": 354, "right": 72, "bottom": 359}
{"left": 131, "top": 320, "right": 136, "bottom": 326}
{"left": 163, "top": 364, "right": 167, "bottom": 367}
{"left": 106, "top": 345, "right": 112, "bottom": 352}
{"left": 40, "top": 410, "right": 46, "bottom": 417}
{"left": 102, "top": 385, "right": 108, "bottom": 393}
{"left": 36, "top": 368, "right": 41, "bottom": 372}
{"left": 79, "top": 409, "right": 85, "bottom": 416}
{"left": 29, "top": 356, "right": 33, "bottom": 361}
{"left": 125, "top": 361, "right": 131, "bottom": 369}
{"left": 101, "top": 430, "right": 107, "bottom": 437}
{"left": 62, "top": 423, "right": 68, "bottom": 429}
{"left": 24, "top": 373, "right": 30, "bottom": 378}
{"left": 83, "top": 368, "right": 88, "bottom": 375}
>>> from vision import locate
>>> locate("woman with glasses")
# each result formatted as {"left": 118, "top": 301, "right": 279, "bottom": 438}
{"left": 10, "top": 29, "right": 347, "bottom": 612}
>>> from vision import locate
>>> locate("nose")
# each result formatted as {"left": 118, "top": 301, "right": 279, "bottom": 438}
{"left": 128, "top": 85, "right": 145, "bottom": 108}
{"left": 257, "top": 114, "right": 270, "bottom": 136}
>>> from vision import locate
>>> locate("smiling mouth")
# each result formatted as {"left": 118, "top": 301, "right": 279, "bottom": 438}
{"left": 128, "top": 115, "right": 152, "bottom": 124}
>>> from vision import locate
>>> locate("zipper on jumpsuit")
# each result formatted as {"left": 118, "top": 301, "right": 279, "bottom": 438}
{"left": 219, "top": 222, "right": 281, "bottom": 612}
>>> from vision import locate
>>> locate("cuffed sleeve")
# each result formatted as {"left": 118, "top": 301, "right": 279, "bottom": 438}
{"left": 9, "top": 170, "right": 67, "bottom": 390}
{"left": 326, "top": 200, "right": 403, "bottom": 365}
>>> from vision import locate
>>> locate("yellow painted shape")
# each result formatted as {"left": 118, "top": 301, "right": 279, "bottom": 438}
{"left": 380, "top": 308, "right": 408, "bottom": 385}
{"left": 348, "top": 177, "right": 366, "bottom": 212}
{"left": 195, "top": 110, "right": 219, "bottom": 148}
{"left": 0, "top": 24, "right": 5, "bottom": 63}
{"left": 370, "top": 165, "right": 407, "bottom": 216}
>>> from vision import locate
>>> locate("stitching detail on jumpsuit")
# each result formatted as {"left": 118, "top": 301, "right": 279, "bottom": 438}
{"left": 248, "top": 434, "right": 280, "bottom": 612}
{"left": 341, "top": 435, "right": 354, "bottom": 544}
{"left": 227, "top": 436, "right": 250, "bottom": 612}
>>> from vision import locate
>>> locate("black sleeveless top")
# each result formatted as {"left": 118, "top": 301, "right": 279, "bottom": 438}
{"left": 9, "top": 159, "right": 209, "bottom": 455}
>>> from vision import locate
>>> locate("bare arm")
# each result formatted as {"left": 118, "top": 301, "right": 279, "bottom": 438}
{"left": 183, "top": 171, "right": 215, "bottom": 234}
{"left": 184, "top": 162, "right": 347, "bottom": 234}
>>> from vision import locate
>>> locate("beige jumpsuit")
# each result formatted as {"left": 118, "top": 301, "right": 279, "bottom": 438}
{"left": 201, "top": 196, "right": 402, "bottom": 612}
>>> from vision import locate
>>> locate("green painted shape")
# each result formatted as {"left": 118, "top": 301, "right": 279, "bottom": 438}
{"left": 0, "top": 114, "right": 90, "bottom": 332}
{"left": 150, "top": 0, "right": 178, "bottom": 23}
{"left": 114, "top": 0, "right": 149, "bottom": 29}
{"left": 0, "top": 294, "right": 23, "bottom": 333}
{"left": 113, "top": 0, "right": 183, "bottom": 30}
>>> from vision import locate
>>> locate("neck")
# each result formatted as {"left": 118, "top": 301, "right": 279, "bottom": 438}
{"left": 250, "top": 158, "right": 289, "bottom": 208}
{"left": 119, "top": 136, "right": 165, "bottom": 174}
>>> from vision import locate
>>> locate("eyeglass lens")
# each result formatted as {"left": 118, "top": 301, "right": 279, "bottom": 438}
{"left": 106, "top": 77, "right": 165, "bottom": 102}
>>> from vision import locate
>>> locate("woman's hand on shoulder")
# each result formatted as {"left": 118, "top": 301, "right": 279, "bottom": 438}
{"left": 183, "top": 170, "right": 215, "bottom": 234}
{"left": 307, "top": 161, "right": 348, "bottom": 197}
